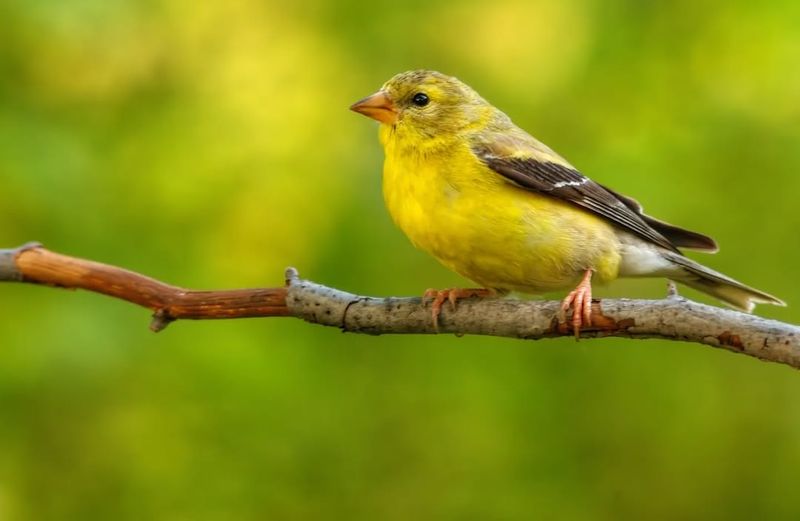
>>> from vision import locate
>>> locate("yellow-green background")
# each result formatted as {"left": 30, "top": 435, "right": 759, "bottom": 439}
{"left": 1, "top": 0, "right": 799, "bottom": 519}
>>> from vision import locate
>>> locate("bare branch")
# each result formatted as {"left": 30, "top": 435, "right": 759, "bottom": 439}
{"left": 2, "top": 244, "right": 798, "bottom": 369}
{"left": 1, "top": 244, "right": 288, "bottom": 331}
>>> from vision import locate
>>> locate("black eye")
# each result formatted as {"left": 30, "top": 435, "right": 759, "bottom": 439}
{"left": 411, "top": 92, "right": 429, "bottom": 107}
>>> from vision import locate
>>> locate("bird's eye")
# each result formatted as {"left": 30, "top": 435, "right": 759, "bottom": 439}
{"left": 411, "top": 92, "right": 430, "bottom": 107}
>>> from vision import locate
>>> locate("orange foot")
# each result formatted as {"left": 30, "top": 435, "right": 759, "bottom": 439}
{"left": 559, "top": 269, "right": 594, "bottom": 338}
{"left": 423, "top": 288, "right": 496, "bottom": 331}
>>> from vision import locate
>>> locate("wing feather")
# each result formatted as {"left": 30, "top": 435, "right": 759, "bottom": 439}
{"left": 600, "top": 184, "right": 718, "bottom": 252}
{"left": 473, "top": 144, "right": 682, "bottom": 252}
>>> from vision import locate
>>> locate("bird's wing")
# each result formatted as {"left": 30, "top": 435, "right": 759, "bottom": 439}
{"left": 599, "top": 185, "right": 718, "bottom": 252}
{"left": 473, "top": 138, "right": 694, "bottom": 253}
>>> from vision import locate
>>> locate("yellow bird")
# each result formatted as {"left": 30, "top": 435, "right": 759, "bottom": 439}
{"left": 350, "top": 70, "right": 784, "bottom": 333}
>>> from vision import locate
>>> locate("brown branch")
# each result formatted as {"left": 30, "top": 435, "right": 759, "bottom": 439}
{"left": 1, "top": 243, "right": 799, "bottom": 369}
{"left": 1, "top": 243, "right": 288, "bottom": 331}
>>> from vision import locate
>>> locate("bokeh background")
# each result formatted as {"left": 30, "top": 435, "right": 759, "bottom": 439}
{"left": 1, "top": 0, "right": 799, "bottom": 519}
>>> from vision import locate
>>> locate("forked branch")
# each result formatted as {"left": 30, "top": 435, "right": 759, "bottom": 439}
{"left": 1, "top": 243, "right": 798, "bottom": 369}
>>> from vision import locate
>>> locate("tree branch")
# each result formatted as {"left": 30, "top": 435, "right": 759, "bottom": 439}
{"left": 1, "top": 243, "right": 798, "bottom": 369}
{"left": 0, "top": 243, "right": 288, "bottom": 331}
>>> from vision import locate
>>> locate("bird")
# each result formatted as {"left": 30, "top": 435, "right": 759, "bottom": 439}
{"left": 349, "top": 70, "right": 784, "bottom": 335}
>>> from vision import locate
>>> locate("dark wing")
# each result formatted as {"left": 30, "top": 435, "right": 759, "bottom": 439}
{"left": 600, "top": 185, "right": 718, "bottom": 252}
{"left": 473, "top": 144, "right": 683, "bottom": 252}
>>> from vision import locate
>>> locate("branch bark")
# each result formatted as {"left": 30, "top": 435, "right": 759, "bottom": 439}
{"left": 1, "top": 243, "right": 798, "bottom": 369}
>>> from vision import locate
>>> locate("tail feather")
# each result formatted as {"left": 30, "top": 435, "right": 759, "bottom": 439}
{"left": 664, "top": 252, "right": 785, "bottom": 312}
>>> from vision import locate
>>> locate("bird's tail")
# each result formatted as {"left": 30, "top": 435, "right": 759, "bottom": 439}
{"left": 664, "top": 252, "right": 785, "bottom": 312}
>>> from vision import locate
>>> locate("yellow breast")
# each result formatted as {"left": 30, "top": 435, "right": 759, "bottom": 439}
{"left": 380, "top": 129, "right": 621, "bottom": 293}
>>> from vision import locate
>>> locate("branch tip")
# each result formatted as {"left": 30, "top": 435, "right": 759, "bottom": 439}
{"left": 666, "top": 281, "right": 680, "bottom": 299}
{"left": 0, "top": 244, "right": 35, "bottom": 282}
{"left": 150, "top": 309, "right": 174, "bottom": 332}
{"left": 285, "top": 267, "right": 300, "bottom": 285}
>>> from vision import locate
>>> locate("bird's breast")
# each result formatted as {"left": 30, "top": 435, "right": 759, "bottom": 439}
{"left": 382, "top": 144, "right": 478, "bottom": 259}
{"left": 380, "top": 141, "right": 621, "bottom": 292}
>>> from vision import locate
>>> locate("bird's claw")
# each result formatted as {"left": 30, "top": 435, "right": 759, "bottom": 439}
{"left": 423, "top": 288, "right": 495, "bottom": 331}
{"left": 423, "top": 288, "right": 449, "bottom": 331}
{"left": 559, "top": 270, "right": 594, "bottom": 339}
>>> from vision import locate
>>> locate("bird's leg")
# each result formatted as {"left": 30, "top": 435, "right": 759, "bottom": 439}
{"left": 423, "top": 288, "right": 497, "bottom": 331}
{"left": 559, "top": 269, "right": 594, "bottom": 338}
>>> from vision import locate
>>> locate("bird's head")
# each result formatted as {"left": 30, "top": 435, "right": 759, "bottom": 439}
{"left": 350, "top": 70, "right": 493, "bottom": 146}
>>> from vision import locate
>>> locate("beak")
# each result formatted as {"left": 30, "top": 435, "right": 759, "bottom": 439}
{"left": 350, "top": 90, "right": 398, "bottom": 125}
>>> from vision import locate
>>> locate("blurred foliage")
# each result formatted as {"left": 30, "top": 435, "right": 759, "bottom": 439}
{"left": 1, "top": 0, "right": 799, "bottom": 519}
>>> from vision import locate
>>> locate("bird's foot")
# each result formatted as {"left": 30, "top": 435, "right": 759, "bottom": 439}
{"left": 423, "top": 287, "right": 496, "bottom": 331}
{"left": 559, "top": 269, "right": 594, "bottom": 338}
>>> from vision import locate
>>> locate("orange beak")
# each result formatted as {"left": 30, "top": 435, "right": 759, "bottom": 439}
{"left": 350, "top": 90, "right": 398, "bottom": 125}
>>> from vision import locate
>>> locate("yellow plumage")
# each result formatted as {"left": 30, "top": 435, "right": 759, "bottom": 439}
{"left": 350, "top": 69, "right": 783, "bottom": 330}
{"left": 380, "top": 126, "right": 621, "bottom": 292}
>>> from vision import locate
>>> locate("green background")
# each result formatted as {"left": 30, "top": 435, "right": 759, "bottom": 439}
{"left": 1, "top": 0, "right": 799, "bottom": 519}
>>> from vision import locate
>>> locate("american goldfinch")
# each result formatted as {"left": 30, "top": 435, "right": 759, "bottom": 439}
{"left": 350, "top": 70, "right": 784, "bottom": 334}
